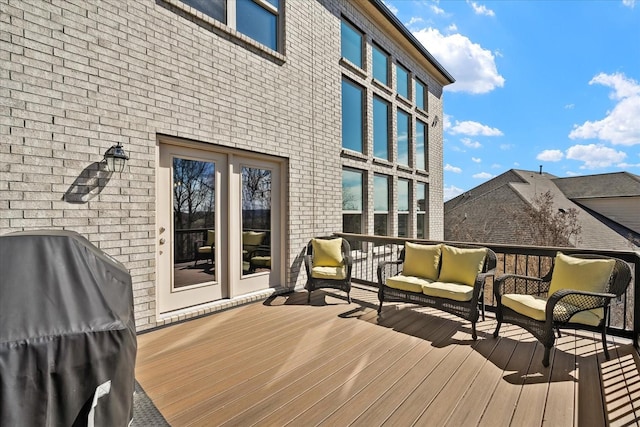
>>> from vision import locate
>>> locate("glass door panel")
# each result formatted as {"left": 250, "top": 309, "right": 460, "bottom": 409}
{"left": 241, "top": 166, "right": 272, "bottom": 276}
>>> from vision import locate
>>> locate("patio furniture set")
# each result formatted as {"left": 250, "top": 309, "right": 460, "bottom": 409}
{"left": 305, "top": 236, "right": 632, "bottom": 367}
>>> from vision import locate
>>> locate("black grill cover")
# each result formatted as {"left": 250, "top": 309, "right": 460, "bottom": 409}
{"left": 0, "top": 230, "right": 136, "bottom": 426}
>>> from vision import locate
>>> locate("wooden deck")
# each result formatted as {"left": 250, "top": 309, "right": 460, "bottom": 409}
{"left": 135, "top": 285, "right": 640, "bottom": 426}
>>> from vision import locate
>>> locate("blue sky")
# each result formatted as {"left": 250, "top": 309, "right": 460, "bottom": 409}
{"left": 384, "top": 0, "right": 640, "bottom": 200}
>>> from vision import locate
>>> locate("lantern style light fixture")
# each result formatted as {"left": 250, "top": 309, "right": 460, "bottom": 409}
{"left": 103, "top": 142, "right": 129, "bottom": 173}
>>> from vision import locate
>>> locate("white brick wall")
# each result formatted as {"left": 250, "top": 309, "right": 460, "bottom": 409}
{"left": 1, "top": 0, "right": 447, "bottom": 330}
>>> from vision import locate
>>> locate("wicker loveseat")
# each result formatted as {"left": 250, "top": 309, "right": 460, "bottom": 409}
{"left": 493, "top": 252, "right": 632, "bottom": 367}
{"left": 377, "top": 242, "right": 497, "bottom": 340}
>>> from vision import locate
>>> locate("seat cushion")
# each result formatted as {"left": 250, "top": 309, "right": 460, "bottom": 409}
{"left": 423, "top": 281, "right": 474, "bottom": 302}
{"left": 251, "top": 256, "right": 271, "bottom": 267}
{"left": 312, "top": 238, "right": 343, "bottom": 267}
{"left": 311, "top": 265, "right": 347, "bottom": 280}
{"left": 197, "top": 246, "right": 212, "bottom": 254}
{"left": 438, "top": 245, "right": 486, "bottom": 286}
{"left": 502, "top": 294, "right": 603, "bottom": 326}
{"left": 402, "top": 242, "right": 441, "bottom": 280}
{"left": 548, "top": 252, "right": 615, "bottom": 296}
{"left": 386, "top": 274, "right": 432, "bottom": 293}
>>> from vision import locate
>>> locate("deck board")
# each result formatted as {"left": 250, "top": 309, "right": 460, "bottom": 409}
{"left": 135, "top": 285, "right": 640, "bottom": 426}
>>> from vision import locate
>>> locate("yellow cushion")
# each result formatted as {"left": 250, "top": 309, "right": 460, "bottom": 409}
{"left": 206, "top": 230, "right": 215, "bottom": 245}
{"left": 386, "top": 274, "right": 432, "bottom": 293}
{"left": 502, "top": 294, "right": 603, "bottom": 326}
{"left": 251, "top": 256, "right": 271, "bottom": 267}
{"left": 402, "top": 242, "right": 441, "bottom": 280}
{"left": 197, "top": 246, "right": 212, "bottom": 254}
{"left": 548, "top": 252, "right": 615, "bottom": 296}
{"left": 312, "top": 238, "right": 343, "bottom": 267}
{"left": 423, "top": 281, "right": 474, "bottom": 302}
{"left": 437, "top": 245, "right": 486, "bottom": 286}
{"left": 243, "top": 231, "right": 266, "bottom": 246}
{"left": 311, "top": 265, "right": 346, "bottom": 280}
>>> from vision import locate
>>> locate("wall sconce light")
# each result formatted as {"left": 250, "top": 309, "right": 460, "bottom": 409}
{"left": 432, "top": 115, "right": 439, "bottom": 127}
{"left": 103, "top": 142, "right": 129, "bottom": 173}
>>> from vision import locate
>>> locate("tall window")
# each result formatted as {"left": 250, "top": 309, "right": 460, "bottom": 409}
{"left": 180, "top": 0, "right": 280, "bottom": 51}
{"left": 373, "top": 96, "right": 390, "bottom": 161}
{"left": 398, "top": 179, "right": 410, "bottom": 237}
{"left": 397, "top": 109, "right": 410, "bottom": 166}
{"left": 396, "top": 63, "right": 410, "bottom": 99}
{"left": 341, "top": 19, "right": 363, "bottom": 68}
{"left": 374, "top": 174, "right": 389, "bottom": 236}
{"left": 342, "top": 168, "right": 363, "bottom": 234}
{"left": 416, "top": 120, "right": 427, "bottom": 171}
{"left": 342, "top": 78, "right": 364, "bottom": 153}
{"left": 372, "top": 43, "right": 389, "bottom": 86}
{"left": 415, "top": 79, "right": 427, "bottom": 111}
{"left": 417, "top": 182, "right": 427, "bottom": 239}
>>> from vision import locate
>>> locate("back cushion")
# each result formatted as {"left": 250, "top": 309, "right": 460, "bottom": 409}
{"left": 402, "top": 242, "right": 441, "bottom": 280}
{"left": 206, "top": 230, "right": 215, "bottom": 246}
{"left": 312, "top": 238, "right": 344, "bottom": 267}
{"left": 438, "top": 245, "right": 486, "bottom": 286}
{"left": 548, "top": 252, "right": 615, "bottom": 296}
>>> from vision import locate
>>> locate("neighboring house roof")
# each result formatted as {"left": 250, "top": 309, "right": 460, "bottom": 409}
{"left": 445, "top": 169, "right": 640, "bottom": 251}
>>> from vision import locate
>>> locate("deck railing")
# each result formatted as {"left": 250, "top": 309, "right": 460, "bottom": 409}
{"left": 334, "top": 233, "right": 640, "bottom": 346}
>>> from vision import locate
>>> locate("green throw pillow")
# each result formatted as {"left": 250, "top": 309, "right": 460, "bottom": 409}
{"left": 437, "top": 245, "right": 486, "bottom": 287}
{"left": 548, "top": 252, "right": 615, "bottom": 296}
{"left": 312, "top": 238, "right": 343, "bottom": 267}
{"left": 402, "top": 242, "right": 441, "bottom": 280}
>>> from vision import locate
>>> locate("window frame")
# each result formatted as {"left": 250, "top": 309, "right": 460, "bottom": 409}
{"left": 396, "top": 63, "right": 411, "bottom": 100}
{"left": 373, "top": 95, "right": 390, "bottom": 161}
{"left": 372, "top": 42, "right": 390, "bottom": 86}
{"left": 415, "top": 79, "right": 428, "bottom": 111}
{"left": 416, "top": 182, "right": 428, "bottom": 239}
{"left": 340, "top": 18, "right": 364, "bottom": 69}
{"left": 396, "top": 108, "right": 410, "bottom": 167}
{"left": 373, "top": 173, "right": 390, "bottom": 236}
{"left": 416, "top": 119, "right": 428, "bottom": 171}
{"left": 341, "top": 76, "right": 365, "bottom": 154}
{"left": 397, "top": 178, "right": 410, "bottom": 238}
{"left": 342, "top": 168, "right": 364, "bottom": 234}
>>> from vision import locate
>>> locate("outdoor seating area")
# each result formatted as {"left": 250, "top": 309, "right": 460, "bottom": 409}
{"left": 304, "top": 237, "right": 353, "bottom": 303}
{"left": 135, "top": 285, "right": 640, "bottom": 426}
{"left": 377, "top": 242, "right": 497, "bottom": 340}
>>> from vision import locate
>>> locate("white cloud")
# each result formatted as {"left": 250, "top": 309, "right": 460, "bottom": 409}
{"left": 406, "top": 17, "right": 424, "bottom": 27}
{"left": 491, "top": 163, "right": 501, "bottom": 169}
{"left": 461, "top": 138, "right": 482, "bottom": 149}
{"left": 431, "top": 4, "right": 446, "bottom": 15}
{"left": 618, "top": 162, "right": 640, "bottom": 168}
{"left": 382, "top": 0, "right": 399, "bottom": 15}
{"left": 468, "top": 1, "right": 495, "bottom": 16}
{"left": 537, "top": 149, "right": 564, "bottom": 162}
{"left": 500, "top": 143, "right": 514, "bottom": 150}
{"left": 623, "top": 0, "right": 636, "bottom": 8}
{"left": 444, "top": 164, "right": 462, "bottom": 173}
{"left": 472, "top": 157, "right": 482, "bottom": 163}
{"left": 565, "top": 171, "right": 580, "bottom": 176}
{"left": 566, "top": 144, "right": 627, "bottom": 169}
{"left": 564, "top": 104, "right": 575, "bottom": 110}
{"left": 444, "top": 185, "right": 465, "bottom": 201}
{"left": 412, "top": 28, "right": 505, "bottom": 94}
{"left": 447, "top": 23, "right": 458, "bottom": 32}
{"left": 569, "top": 73, "right": 640, "bottom": 146}
{"left": 449, "top": 120, "right": 503, "bottom": 136}
{"left": 473, "top": 172, "right": 493, "bottom": 179}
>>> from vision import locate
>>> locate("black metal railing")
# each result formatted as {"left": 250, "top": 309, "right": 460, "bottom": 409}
{"left": 334, "top": 233, "right": 640, "bottom": 346}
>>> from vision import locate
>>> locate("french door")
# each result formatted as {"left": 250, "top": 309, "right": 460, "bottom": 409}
{"left": 157, "top": 142, "right": 282, "bottom": 314}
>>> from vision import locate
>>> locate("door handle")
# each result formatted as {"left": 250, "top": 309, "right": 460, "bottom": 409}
{"left": 159, "top": 238, "right": 166, "bottom": 245}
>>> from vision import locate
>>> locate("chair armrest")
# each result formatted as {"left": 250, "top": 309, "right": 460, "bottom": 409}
{"left": 493, "top": 274, "right": 543, "bottom": 298}
{"left": 377, "top": 259, "right": 404, "bottom": 286}
{"left": 546, "top": 288, "right": 616, "bottom": 314}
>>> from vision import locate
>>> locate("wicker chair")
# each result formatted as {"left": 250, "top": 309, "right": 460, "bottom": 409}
{"left": 377, "top": 243, "right": 497, "bottom": 340}
{"left": 304, "top": 237, "right": 353, "bottom": 304}
{"left": 493, "top": 253, "right": 632, "bottom": 367}
{"left": 193, "top": 230, "right": 215, "bottom": 267}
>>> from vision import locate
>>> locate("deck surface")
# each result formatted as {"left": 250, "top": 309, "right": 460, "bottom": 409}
{"left": 135, "top": 285, "right": 640, "bottom": 426}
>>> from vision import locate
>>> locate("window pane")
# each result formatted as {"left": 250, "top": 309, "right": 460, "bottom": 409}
{"left": 237, "top": 0, "right": 277, "bottom": 50}
{"left": 416, "top": 120, "right": 427, "bottom": 171}
{"left": 341, "top": 20, "right": 362, "bottom": 68}
{"left": 415, "top": 80, "right": 426, "bottom": 110}
{"left": 417, "top": 213, "right": 425, "bottom": 239}
{"left": 374, "top": 174, "right": 389, "bottom": 211}
{"left": 396, "top": 64, "right": 409, "bottom": 99}
{"left": 341, "top": 79, "right": 364, "bottom": 153}
{"left": 342, "top": 169, "right": 363, "bottom": 211}
{"left": 417, "top": 182, "right": 427, "bottom": 239}
{"left": 374, "top": 213, "right": 388, "bottom": 236}
{"left": 241, "top": 166, "right": 272, "bottom": 276}
{"left": 398, "top": 214, "right": 409, "bottom": 238}
{"left": 343, "top": 213, "right": 362, "bottom": 234}
{"left": 398, "top": 179, "right": 409, "bottom": 211}
{"left": 397, "top": 110, "right": 409, "bottom": 166}
{"left": 372, "top": 45, "right": 388, "bottom": 85}
{"left": 181, "top": 0, "right": 226, "bottom": 23}
{"left": 373, "top": 96, "right": 389, "bottom": 160}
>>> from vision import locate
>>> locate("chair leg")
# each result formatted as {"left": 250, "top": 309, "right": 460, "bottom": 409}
{"left": 307, "top": 290, "right": 312, "bottom": 304}
{"left": 346, "top": 291, "right": 351, "bottom": 304}
{"left": 601, "top": 324, "right": 610, "bottom": 360}
{"left": 543, "top": 347, "right": 551, "bottom": 367}
{"left": 493, "top": 320, "right": 501, "bottom": 338}
{"left": 471, "top": 322, "right": 477, "bottom": 341}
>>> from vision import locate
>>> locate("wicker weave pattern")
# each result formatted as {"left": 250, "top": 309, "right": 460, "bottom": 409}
{"left": 494, "top": 254, "right": 632, "bottom": 367}
{"left": 304, "top": 237, "right": 353, "bottom": 303}
{"left": 377, "top": 244, "right": 497, "bottom": 340}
